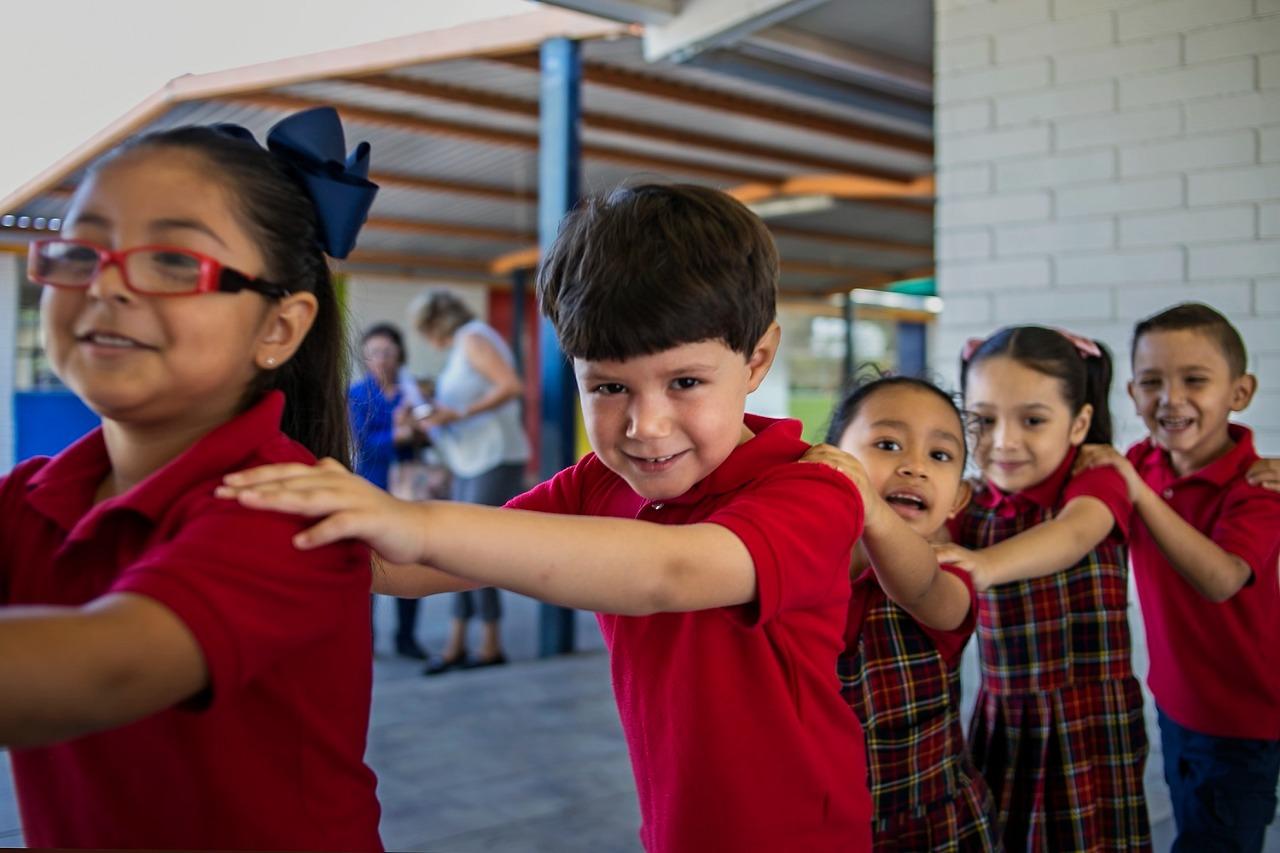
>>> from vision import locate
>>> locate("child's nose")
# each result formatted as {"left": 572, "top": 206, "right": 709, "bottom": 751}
{"left": 84, "top": 258, "right": 133, "bottom": 304}
{"left": 626, "top": 397, "right": 672, "bottom": 440}
{"left": 1162, "top": 383, "right": 1186, "bottom": 405}
{"left": 992, "top": 420, "right": 1018, "bottom": 449}
{"left": 897, "top": 454, "right": 928, "bottom": 478}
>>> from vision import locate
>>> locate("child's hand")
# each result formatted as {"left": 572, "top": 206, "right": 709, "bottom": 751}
{"left": 217, "top": 458, "right": 428, "bottom": 563}
{"left": 933, "top": 542, "right": 993, "bottom": 592}
{"left": 1246, "top": 458, "right": 1280, "bottom": 492}
{"left": 800, "top": 443, "right": 886, "bottom": 529}
{"left": 1073, "top": 444, "right": 1142, "bottom": 503}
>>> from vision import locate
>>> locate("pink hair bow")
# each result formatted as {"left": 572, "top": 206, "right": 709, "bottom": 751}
{"left": 1053, "top": 327, "right": 1103, "bottom": 359}
{"left": 961, "top": 327, "right": 1101, "bottom": 362}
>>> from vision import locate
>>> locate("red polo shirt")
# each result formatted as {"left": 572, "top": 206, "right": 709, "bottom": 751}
{"left": 507, "top": 414, "right": 871, "bottom": 852}
{"left": 1127, "top": 424, "right": 1280, "bottom": 740}
{"left": 0, "top": 391, "right": 382, "bottom": 851}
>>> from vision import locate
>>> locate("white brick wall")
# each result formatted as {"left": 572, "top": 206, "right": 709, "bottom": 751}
{"left": 935, "top": 0, "right": 1280, "bottom": 454}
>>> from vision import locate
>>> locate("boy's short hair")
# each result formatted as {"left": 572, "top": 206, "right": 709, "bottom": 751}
{"left": 1132, "top": 302, "right": 1248, "bottom": 377}
{"left": 536, "top": 183, "right": 778, "bottom": 361}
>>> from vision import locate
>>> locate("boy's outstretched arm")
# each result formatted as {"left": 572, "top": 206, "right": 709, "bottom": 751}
{"left": 933, "top": 496, "right": 1115, "bottom": 592}
{"left": 1246, "top": 457, "right": 1280, "bottom": 492}
{"left": 0, "top": 595, "right": 208, "bottom": 747}
{"left": 801, "top": 444, "right": 969, "bottom": 632}
{"left": 220, "top": 460, "right": 758, "bottom": 616}
{"left": 1076, "top": 444, "right": 1251, "bottom": 602}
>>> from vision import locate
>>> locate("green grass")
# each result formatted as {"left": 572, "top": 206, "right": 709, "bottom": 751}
{"left": 789, "top": 391, "right": 837, "bottom": 444}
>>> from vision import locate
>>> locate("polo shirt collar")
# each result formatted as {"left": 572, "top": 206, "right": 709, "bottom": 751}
{"left": 1135, "top": 423, "right": 1256, "bottom": 487}
{"left": 26, "top": 391, "right": 288, "bottom": 532}
{"left": 975, "top": 446, "right": 1079, "bottom": 516}
{"left": 659, "top": 413, "right": 803, "bottom": 507}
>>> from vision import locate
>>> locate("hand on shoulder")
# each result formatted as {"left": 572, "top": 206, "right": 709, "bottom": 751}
{"left": 1246, "top": 457, "right": 1280, "bottom": 492}
{"left": 217, "top": 458, "right": 429, "bottom": 563}
{"left": 799, "top": 442, "right": 885, "bottom": 528}
{"left": 1073, "top": 443, "right": 1142, "bottom": 503}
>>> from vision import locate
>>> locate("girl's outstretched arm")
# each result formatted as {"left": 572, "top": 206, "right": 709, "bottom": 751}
{"left": 372, "top": 557, "right": 476, "bottom": 598}
{"left": 220, "top": 460, "right": 764, "bottom": 616}
{"left": 934, "top": 495, "right": 1115, "bottom": 592}
{"left": 0, "top": 594, "right": 207, "bottom": 747}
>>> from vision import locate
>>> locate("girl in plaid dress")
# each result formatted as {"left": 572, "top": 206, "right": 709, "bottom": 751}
{"left": 935, "top": 327, "right": 1151, "bottom": 852}
{"left": 825, "top": 376, "right": 999, "bottom": 852}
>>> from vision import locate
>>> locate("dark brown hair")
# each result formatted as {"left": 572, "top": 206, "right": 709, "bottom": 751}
{"left": 826, "top": 372, "right": 968, "bottom": 466}
{"left": 1132, "top": 302, "right": 1247, "bottom": 377}
{"left": 536, "top": 183, "right": 778, "bottom": 361}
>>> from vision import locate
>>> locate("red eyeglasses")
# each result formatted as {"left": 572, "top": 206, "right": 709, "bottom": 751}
{"left": 27, "top": 239, "right": 289, "bottom": 298}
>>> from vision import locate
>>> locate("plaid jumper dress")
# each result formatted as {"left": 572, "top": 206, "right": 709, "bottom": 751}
{"left": 841, "top": 574, "right": 999, "bottom": 852}
{"left": 956, "top": 471, "right": 1150, "bottom": 852}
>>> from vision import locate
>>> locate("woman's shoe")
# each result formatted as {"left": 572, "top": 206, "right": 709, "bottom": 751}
{"left": 422, "top": 653, "right": 467, "bottom": 676}
{"left": 462, "top": 652, "right": 508, "bottom": 669}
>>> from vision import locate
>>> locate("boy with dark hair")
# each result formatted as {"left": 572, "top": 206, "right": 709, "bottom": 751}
{"left": 1077, "top": 302, "right": 1280, "bottom": 852}
{"left": 222, "top": 184, "right": 937, "bottom": 852}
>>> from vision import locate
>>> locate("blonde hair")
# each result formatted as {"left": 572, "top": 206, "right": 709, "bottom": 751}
{"left": 413, "top": 290, "right": 475, "bottom": 339}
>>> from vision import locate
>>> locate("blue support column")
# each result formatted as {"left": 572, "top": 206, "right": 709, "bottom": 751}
{"left": 510, "top": 268, "right": 526, "bottom": 377}
{"left": 898, "top": 321, "right": 927, "bottom": 377}
{"left": 537, "top": 36, "right": 581, "bottom": 657}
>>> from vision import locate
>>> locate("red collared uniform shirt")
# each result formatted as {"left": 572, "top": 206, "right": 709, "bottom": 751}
{"left": 507, "top": 414, "right": 871, "bottom": 853}
{"left": 1128, "top": 424, "right": 1280, "bottom": 740}
{"left": 0, "top": 391, "right": 383, "bottom": 851}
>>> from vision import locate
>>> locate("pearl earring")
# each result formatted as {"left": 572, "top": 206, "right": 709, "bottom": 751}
{"left": 265, "top": 357, "right": 277, "bottom": 367}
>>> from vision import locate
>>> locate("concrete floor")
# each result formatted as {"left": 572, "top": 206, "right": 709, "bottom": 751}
{"left": 2, "top": 591, "right": 1279, "bottom": 851}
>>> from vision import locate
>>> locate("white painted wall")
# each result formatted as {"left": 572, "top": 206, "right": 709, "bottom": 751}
{"left": 934, "top": 0, "right": 1280, "bottom": 453}
{"left": 342, "top": 275, "right": 490, "bottom": 381}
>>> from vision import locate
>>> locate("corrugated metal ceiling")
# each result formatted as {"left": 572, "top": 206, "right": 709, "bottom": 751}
{"left": 2, "top": 25, "right": 933, "bottom": 298}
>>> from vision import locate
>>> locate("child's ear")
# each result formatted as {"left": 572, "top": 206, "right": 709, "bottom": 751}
{"left": 254, "top": 292, "right": 319, "bottom": 371}
{"left": 745, "top": 322, "right": 781, "bottom": 392}
{"left": 948, "top": 479, "right": 973, "bottom": 519}
{"left": 1068, "top": 402, "right": 1094, "bottom": 446}
{"left": 1230, "top": 372, "right": 1257, "bottom": 412}
{"left": 1126, "top": 378, "right": 1140, "bottom": 413}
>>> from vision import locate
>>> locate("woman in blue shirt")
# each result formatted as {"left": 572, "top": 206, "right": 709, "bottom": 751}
{"left": 349, "top": 323, "right": 427, "bottom": 660}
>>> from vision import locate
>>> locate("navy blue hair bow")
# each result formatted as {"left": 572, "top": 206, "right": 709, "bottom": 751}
{"left": 214, "top": 107, "right": 378, "bottom": 259}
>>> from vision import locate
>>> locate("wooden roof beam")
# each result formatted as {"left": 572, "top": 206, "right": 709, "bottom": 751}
{"left": 493, "top": 53, "right": 932, "bottom": 157}
{"left": 344, "top": 73, "right": 913, "bottom": 182}
{"left": 364, "top": 216, "right": 534, "bottom": 243}
{"left": 370, "top": 172, "right": 535, "bottom": 204}
{"left": 220, "top": 92, "right": 789, "bottom": 186}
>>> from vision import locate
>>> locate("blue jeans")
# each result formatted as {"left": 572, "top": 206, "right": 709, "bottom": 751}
{"left": 1159, "top": 708, "right": 1280, "bottom": 852}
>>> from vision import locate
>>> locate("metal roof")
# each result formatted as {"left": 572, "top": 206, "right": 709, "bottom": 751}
{"left": 0, "top": 2, "right": 934, "bottom": 298}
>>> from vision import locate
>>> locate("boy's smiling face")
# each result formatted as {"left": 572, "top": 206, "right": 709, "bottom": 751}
{"left": 575, "top": 326, "right": 779, "bottom": 501}
{"left": 1129, "top": 328, "right": 1256, "bottom": 474}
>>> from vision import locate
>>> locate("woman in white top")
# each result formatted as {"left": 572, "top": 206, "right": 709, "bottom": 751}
{"left": 413, "top": 291, "right": 531, "bottom": 673}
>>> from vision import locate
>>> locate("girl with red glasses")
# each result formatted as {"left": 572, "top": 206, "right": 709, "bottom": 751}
{"left": 0, "top": 108, "right": 384, "bottom": 851}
